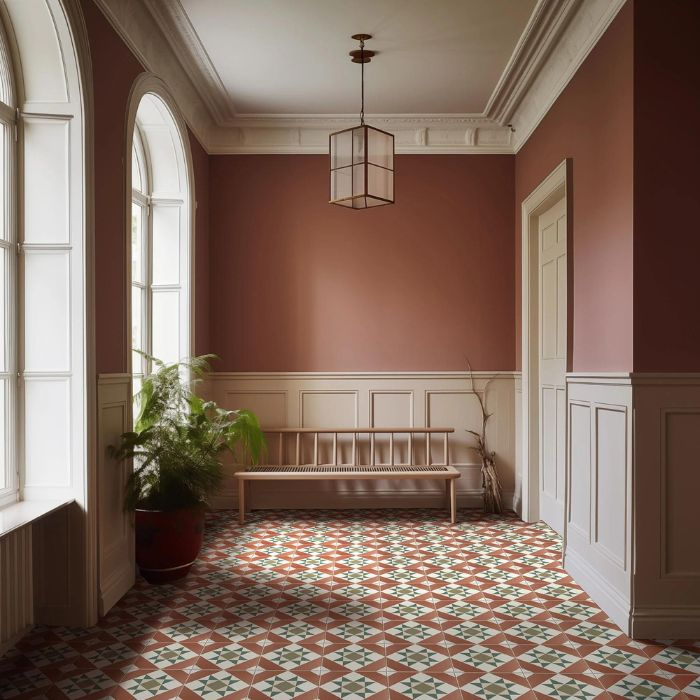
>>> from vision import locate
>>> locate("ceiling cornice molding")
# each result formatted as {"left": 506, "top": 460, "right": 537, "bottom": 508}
{"left": 91, "top": 0, "right": 215, "bottom": 147}
{"left": 93, "top": 0, "right": 628, "bottom": 155}
{"left": 141, "top": 0, "right": 237, "bottom": 125}
{"left": 484, "top": 0, "right": 582, "bottom": 125}
{"left": 508, "top": 0, "right": 627, "bottom": 151}
{"left": 207, "top": 114, "right": 513, "bottom": 155}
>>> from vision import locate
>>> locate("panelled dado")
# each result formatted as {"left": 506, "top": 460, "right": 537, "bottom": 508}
{"left": 204, "top": 371, "right": 517, "bottom": 511}
{"left": 564, "top": 374, "right": 633, "bottom": 633}
{"left": 632, "top": 374, "right": 700, "bottom": 638}
{"left": 564, "top": 373, "right": 700, "bottom": 638}
{"left": 96, "top": 375, "right": 134, "bottom": 616}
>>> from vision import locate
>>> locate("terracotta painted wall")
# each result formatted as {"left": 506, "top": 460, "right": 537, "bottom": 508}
{"left": 633, "top": 0, "right": 700, "bottom": 371}
{"left": 190, "top": 135, "right": 211, "bottom": 356}
{"left": 83, "top": 0, "right": 143, "bottom": 374}
{"left": 208, "top": 154, "right": 515, "bottom": 372}
{"left": 514, "top": 2, "right": 634, "bottom": 372}
{"left": 83, "top": 1, "right": 211, "bottom": 373}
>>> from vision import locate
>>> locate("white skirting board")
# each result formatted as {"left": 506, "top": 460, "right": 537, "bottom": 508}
{"left": 204, "top": 371, "right": 518, "bottom": 513}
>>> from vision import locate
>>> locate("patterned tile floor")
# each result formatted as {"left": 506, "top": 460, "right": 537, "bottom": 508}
{"left": 1, "top": 509, "right": 699, "bottom": 699}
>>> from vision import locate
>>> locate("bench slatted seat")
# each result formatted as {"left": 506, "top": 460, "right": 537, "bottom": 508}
{"left": 235, "top": 428, "right": 460, "bottom": 524}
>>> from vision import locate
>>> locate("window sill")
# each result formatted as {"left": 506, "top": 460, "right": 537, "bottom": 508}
{"left": 0, "top": 498, "right": 75, "bottom": 539}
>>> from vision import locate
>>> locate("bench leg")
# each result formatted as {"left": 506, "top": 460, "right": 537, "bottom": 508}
{"left": 449, "top": 479, "right": 457, "bottom": 524}
{"left": 238, "top": 480, "right": 246, "bottom": 525}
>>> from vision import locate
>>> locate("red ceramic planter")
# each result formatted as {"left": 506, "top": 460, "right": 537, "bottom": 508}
{"left": 134, "top": 506, "right": 205, "bottom": 584}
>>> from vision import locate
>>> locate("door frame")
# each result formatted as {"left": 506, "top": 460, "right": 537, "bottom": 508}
{"left": 520, "top": 159, "right": 570, "bottom": 523}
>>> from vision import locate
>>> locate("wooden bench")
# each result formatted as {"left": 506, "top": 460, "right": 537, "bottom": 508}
{"left": 235, "top": 427, "right": 460, "bottom": 524}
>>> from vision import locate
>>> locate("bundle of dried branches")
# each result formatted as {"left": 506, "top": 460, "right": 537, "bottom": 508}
{"left": 465, "top": 360, "right": 503, "bottom": 514}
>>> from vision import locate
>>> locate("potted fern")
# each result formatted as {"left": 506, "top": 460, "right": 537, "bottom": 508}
{"left": 110, "top": 354, "right": 265, "bottom": 583}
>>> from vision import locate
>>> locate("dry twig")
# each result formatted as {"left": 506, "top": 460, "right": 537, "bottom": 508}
{"left": 465, "top": 359, "right": 503, "bottom": 514}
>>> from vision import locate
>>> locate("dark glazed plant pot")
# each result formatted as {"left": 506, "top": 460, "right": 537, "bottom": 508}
{"left": 134, "top": 506, "right": 205, "bottom": 584}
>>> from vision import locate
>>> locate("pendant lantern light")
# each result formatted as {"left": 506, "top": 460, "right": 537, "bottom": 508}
{"left": 329, "top": 34, "right": 395, "bottom": 209}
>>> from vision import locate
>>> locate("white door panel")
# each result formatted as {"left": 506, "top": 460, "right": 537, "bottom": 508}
{"left": 538, "top": 198, "right": 567, "bottom": 535}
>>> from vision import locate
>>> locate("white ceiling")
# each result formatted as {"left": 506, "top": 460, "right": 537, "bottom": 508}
{"left": 178, "top": 0, "right": 537, "bottom": 116}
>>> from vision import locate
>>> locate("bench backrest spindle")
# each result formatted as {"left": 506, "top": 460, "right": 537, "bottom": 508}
{"left": 259, "top": 428, "right": 454, "bottom": 468}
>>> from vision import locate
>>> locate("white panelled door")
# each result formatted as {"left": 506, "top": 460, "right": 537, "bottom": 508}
{"left": 538, "top": 198, "right": 567, "bottom": 536}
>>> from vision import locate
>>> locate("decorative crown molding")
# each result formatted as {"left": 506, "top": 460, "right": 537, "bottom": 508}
{"left": 484, "top": 0, "right": 582, "bottom": 125}
{"left": 91, "top": 0, "right": 216, "bottom": 148}
{"left": 141, "top": 0, "right": 236, "bottom": 126}
{"left": 508, "top": 0, "right": 626, "bottom": 151}
{"left": 93, "top": 0, "right": 627, "bottom": 155}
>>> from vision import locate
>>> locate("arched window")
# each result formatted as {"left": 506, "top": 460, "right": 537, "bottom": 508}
{"left": 0, "top": 0, "right": 90, "bottom": 516}
{"left": 129, "top": 90, "right": 192, "bottom": 404}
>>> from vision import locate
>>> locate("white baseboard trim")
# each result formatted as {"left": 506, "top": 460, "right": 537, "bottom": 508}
{"left": 630, "top": 607, "right": 700, "bottom": 639}
{"left": 99, "top": 566, "right": 136, "bottom": 618}
{"left": 564, "top": 547, "right": 630, "bottom": 635}
{"left": 211, "top": 490, "right": 515, "bottom": 513}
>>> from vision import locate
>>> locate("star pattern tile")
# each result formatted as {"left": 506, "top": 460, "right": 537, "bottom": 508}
{"left": 0, "top": 508, "right": 698, "bottom": 698}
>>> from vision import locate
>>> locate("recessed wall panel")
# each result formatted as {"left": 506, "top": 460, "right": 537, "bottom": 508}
{"left": 556, "top": 387, "right": 566, "bottom": 501}
{"left": 225, "top": 391, "right": 287, "bottom": 426}
{"left": 541, "top": 259, "right": 557, "bottom": 359}
{"left": 426, "top": 391, "right": 481, "bottom": 465}
{"left": 595, "top": 407, "right": 627, "bottom": 567}
{"left": 301, "top": 392, "right": 356, "bottom": 429}
{"left": 568, "top": 402, "right": 591, "bottom": 536}
{"left": 664, "top": 410, "right": 700, "bottom": 576}
{"left": 541, "top": 386, "right": 557, "bottom": 497}
{"left": 371, "top": 391, "right": 413, "bottom": 428}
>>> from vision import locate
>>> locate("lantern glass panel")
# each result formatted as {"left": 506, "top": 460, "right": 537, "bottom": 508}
{"left": 352, "top": 164, "right": 366, "bottom": 197}
{"left": 352, "top": 127, "right": 365, "bottom": 164}
{"left": 330, "top": 129, "right": 352, "bottom": 169}
{"left": 330, "top": 165, "right": 352, "bottom": 202}
{"left": 368, "top": 163, "right": 393, "bottom": 202}
{"left": 367, "top": 127, "right": 393, "bottom": 169}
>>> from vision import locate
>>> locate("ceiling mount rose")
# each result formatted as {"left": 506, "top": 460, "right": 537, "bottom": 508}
{"left": 349, "top": 34, "right": 375, "bottom": 63}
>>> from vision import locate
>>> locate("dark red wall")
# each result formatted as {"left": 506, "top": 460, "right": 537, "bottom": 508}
{"left": 514, "top": 2, "right": 634, "bottom": 372}
{"left": 208, "top": 154, "right": 515, "bottom": 371}
{"left": 633, "top": 0, "right": 700, "bottom": 371}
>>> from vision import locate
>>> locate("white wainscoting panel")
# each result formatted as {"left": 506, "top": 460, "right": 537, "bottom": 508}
{"left": 564, "top": 375, "right": 633, "bottom": 633}
{"left": 206, "top": 372, "right": 517, "bottom": 512}
{"left": 97, "top": 375, "right": 134, "bottom": 616}
{"left": 631, "top": 374, "right": 700, "bottom": 638}
{"left": 0, "top": 526, "right": 33, "bottom": 656}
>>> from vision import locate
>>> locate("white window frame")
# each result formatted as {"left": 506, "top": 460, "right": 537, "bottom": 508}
{"left": 127, "top": 85, "right": 193, "bottom": 416}
{"left": 131, "top": 126, "right": 150, "bottom": 388}
{"left": 0, "top": 19, "right": 16, "bottom": 507}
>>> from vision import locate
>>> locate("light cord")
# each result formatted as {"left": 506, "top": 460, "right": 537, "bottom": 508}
{"left": 360, "top": 38, "right": 365, "bottom": 125}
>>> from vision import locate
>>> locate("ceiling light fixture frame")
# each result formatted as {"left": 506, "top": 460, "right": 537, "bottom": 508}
{"left": 329, "top": 34, "right": 395, "bottom": 210}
